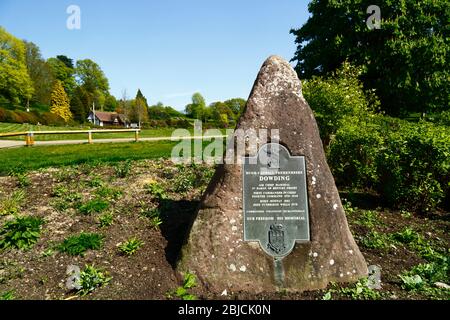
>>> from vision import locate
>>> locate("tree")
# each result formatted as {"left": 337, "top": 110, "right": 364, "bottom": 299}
{"left": 136, "top": 89, "right": 148, "bottom": 108}
{"left": 75, "top": 59, "right": 109, "bottom": 93}
{"left": 75, "top": 59, "right": 110, "bottom": 111}
{"left": 0, "top": 27, "right": 34, "bottom": 105}
{"left": 291, "top": 0, "right": 450, "bottom": 115}
{"left": 50, "top": 80, "right": 72, "bottom": 122}
{"left": 104, "top": 94, "right": 118, "bottom": 112}
{"left": 185, "top": 92, "right": 207, "bottom": 120}
{"left": 24, "top": 41, "right": 55, "bottom": 105}
{"left": 224, "top": 98, "right": 246, "bottom": 120}
{"left": 70, "top": 85, "right": 90, "bottom": 122}
{"left": 47, "top": 57, "right": 76, "bottom": 97}
{"left": 56, "top": 55, "right": 74, "bottom": 69}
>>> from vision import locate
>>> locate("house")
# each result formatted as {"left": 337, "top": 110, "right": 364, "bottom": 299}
{"left": 87, "top": 111, "right": 129, "bottom": 127}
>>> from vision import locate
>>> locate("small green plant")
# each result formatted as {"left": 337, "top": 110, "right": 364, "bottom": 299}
{"left": 58, "top": 232, "right": 103, "bottom": 256}
{"left": 98, "top": 212, "right": 114, "bottom": 228}
{"left": 342, "top": 199, "right": 357, "bottom": 216}
{"left": 145, "top": 180, "right": 167, "bottom": 200}
{"left": 0, "top": 290, "right": 15, "bottom": 300}
{"left": 15, "top": 173, "right": 31, "bottom": 188}
{"left": 88, "top": 176, "right": 104, "bottom": 188}
{"left": 340, "top": 278, "right": 382, "bottom": 300}
{"left": 77, "top": 264, "right": 112, "bottom": 296}
{"left": 400, "top": 274, "right": 424, "bottom": 291}
{"left": 150, "top": 216, "right": 163, "bottom": 229}
{"left": 0, "top": 216, "right": 43, "bottom": 250}
{"left": 0, "top": 190, "right": 25, "bottom": 216}
{"left": 399, "top": 259, "right": 449, "bottom": 298}
{"left": 78, "top": 198, "right": 109, "bottom": 215}
{"left": 41, "top": 248, "right": 55, "bottom": 257}
{"left": 118, "top": 237, "right": 144, "bottom": 256}
{"left": 115, "top": 160, "right": 132, "bottom": 178}
{"left": 95, "top": 186, "right": 122, "bottom": 200}
{"left": 359, "top": 231, "right": 392, "bottom": 250}
{"left": 400, "top": 210, "right": 412, "bottom": 218}
{"left": 140, "top": 207, "right": 163, "bottom": 229}
{"left": 355, "top": 210, "right": 381, "bottom": 228}
{"left": 51, "top": 191, "right": 82, "bottom": 212}
{"left": 168, "top": 272, "right": 197, "bottom": 300}
{"left": 392, "top": 227, "right": 421, "bottom": 244}
{"left": 52, "top": 186, "right": 68, "bottom": 197}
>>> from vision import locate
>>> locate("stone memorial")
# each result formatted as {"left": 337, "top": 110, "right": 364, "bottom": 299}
{"left": 177, "top": 55, "right": 368, "bottom": 293}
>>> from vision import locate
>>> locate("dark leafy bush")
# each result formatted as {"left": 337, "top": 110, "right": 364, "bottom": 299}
{"left": 303, "top": 62, "right": 379, "bottom": 145}
{"left": 328, "top": 121, "right": 383, "bottom": 189}
{"left": 377, "top": 121, "right": 450, "bottom": 212}
{"left": 329, "top": 116, "right": 450, "bottom": 212}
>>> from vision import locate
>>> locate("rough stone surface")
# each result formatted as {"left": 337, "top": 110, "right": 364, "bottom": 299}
{"left": 177, "top": 55, "right": 368, "bottom": 293}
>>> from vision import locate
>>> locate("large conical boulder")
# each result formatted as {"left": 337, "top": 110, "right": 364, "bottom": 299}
{"left": 177, "top": 55, "right": 368, "bottom": 293}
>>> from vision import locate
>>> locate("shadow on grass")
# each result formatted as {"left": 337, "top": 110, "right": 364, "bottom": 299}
{"left": 158, "top": 199, "right": 200, "bottom": 268}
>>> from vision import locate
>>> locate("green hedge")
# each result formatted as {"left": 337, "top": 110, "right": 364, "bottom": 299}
{"left": 329, "top": 116, "right": 450, "bottom": 212}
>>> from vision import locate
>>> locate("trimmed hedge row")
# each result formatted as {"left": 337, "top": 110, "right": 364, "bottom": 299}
{"left": 328, "top": 116, "right": 450, "bottom": 212}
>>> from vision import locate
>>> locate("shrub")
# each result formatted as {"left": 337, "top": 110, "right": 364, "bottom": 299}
{"left": 329, "top": 115, "right": 450, "bottom": 212}
{"left": 58, "top": 232, "right": 103, "bottom": 256}
{"left": 0, "top": 216, "right": 44, "bottom": 250}
{"left": 303, "top": 62, "right": 379, "bottom": 145}
{"left": 118, "top": 237, "right": 143, "bottom": 256}
{"left": 377, "top": 121, "right": 450, "bottom": 212}
{"left": 78, "top": 265, "right": 112, "bottom": 296}
{"left": 328, "top": 121, "right": 383, "bottom": 189}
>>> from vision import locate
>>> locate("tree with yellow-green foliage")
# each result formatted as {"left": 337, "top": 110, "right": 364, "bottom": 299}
{"left": 0, "top": 27, "right": 34, "bottom": 105}
{"left": 50, "top": 80, "right": 72, "bottom": 122}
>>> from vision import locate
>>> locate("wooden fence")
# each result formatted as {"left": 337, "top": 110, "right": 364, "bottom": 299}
{"left": 0, "top": 129, "right": 141, "bottom": 146}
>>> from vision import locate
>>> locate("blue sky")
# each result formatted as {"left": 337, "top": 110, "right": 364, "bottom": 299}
{"left": 0, "top": 0, "right": 309, "bottom": 110}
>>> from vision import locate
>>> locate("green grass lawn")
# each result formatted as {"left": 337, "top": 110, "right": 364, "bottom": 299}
{"left": 0, "top": 123, "right": 194, "bottom": 141}
{"left": 0, "top": 141, "right": 179, "bottom": 174}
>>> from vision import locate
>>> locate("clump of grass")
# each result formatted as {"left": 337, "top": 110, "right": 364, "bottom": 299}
{"left": 145, "top": 180, "right": 167, "bottom": 200}
{"left": 78, "top": 199, "right": 109, "bottom": 215}
{"left": 98, "top": 212, "right": 114, "bottom": 228}
{"left": 0, "top": 190, "right": 25, "bottom": 216}
{"left": 0, "top": 216, "right": 43, "bottom": 250}
{"left": 115, "top": 160, "right": 132, "bottom": 178}
{"left": 77, "top": 265, "right": 112, "bottom": 296}
{"left": 58, "top": 232, "right": 103, "bottom": 256}
{"left": 118, "top": 237, "right": 144, "bottom": 256}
